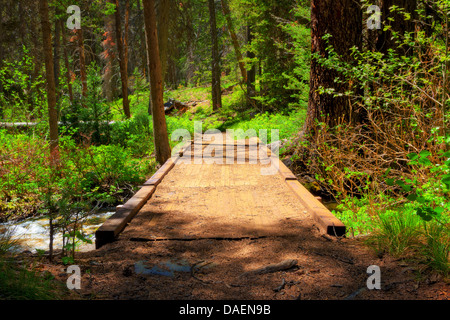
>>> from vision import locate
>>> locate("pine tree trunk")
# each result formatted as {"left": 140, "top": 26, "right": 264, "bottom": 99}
{"left": 305, "top": 0, "right": 362, "bottom": 133}
{"left": 77, "top": 28, "right": 88, "bottom": 99}
{"left": 185, "top": 2, "right": 196, "bottom": 85}
{"left": 53, "top": 15, "right": 61, "bottom": 118}
{"left": 102, "top": 12, "right": 116, "bottom": 102}
{"left": 137, "top": 0, "right": 149, "bottom": 80}
{"left": 39, "top": 0, "right": 59, "bottom": 158}
{"left": 0, "top": 0, "right": 4, "bottom": 119}
{"left": 124, "top": 0, "right": 130, "bottom": 88}
{"left": 157, "top": 0, "right": 170, "bottom": 86}
{"left": 208, "top": 0, "right": 222, "bottom": 111}
{"left": 114, "top": 0, "right": 131, "bottom": 119}
{"left": 60, "top": 19, "right": 74, "bottom": 102}
{"left": 221, "top": 0, "right": 247, "bottom": 84}
{"left": 143, "top": 0, "right": 171, "bottom": 164}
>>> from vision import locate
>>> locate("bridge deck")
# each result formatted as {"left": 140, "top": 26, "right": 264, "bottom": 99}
{"left": 96, "top": 134, "right": 345, "bottom": 248}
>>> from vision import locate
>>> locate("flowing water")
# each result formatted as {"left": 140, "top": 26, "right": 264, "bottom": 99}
{"left": 0, "top": 211, "right": 115, "bottom": 253}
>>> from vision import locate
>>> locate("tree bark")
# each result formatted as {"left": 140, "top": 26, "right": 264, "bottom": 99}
{"left": 208, "top": 0, "right": 222, "bottom": 111}
{"left": 101, "top": 12, "right": 116, "bottom": 102}
{"left": 77, "top": 28, "right": 88, "bottom": 99}
{"left": 113, "top": 0, "right": 131, "bottom": 119}
{"left": 137, "top": 0, "right": 149, "bottom": 81}
{"left": 220, "top": 0, "right": 247, "bottom": 84}
{"left": 39, "top": 0, "right": 59, "bottom": 157}
{"left": 124, "top": 0, "right": 130, "bottom": 87}
{"left": 304, "top": 0, "right": 362, "bottom": 133}
{"left": 31, "top": 1, "right": 43, "bottom": 117}
{"left": 60, "top": 19, "right": 74, "bottom": 102}
{"left": 53, "top": 15, "right": 62, "bottom": 119}
{"left": 184, "top": 1, "right": 196, "bottom": 85}
{"left": 0, "top": 0, "right": 4, "bottom": 119}
{"left": 156, "top": 0, "right": 170, "bottom": 86}
{"left": 143, "top": 0, "right": 171, "bottom": 164}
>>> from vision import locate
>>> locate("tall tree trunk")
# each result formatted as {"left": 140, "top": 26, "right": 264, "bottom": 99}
{"left": 221, "top": 0, "right": 247, "bottom": 84}
{"left": 305, "top": 0, "right": 363, "bottom": 133}
{"left": 60, "top": 19, "right": 74, "bottom": 102}
{"left": 102, "top": 12, "right": 116, "bottom": 102}
{"left": 77, "top": 28, "right": 88, "bottom": 99}
{"left": 0, "top": 0, "right": 4, "bottom": 119}
{"left": 124, "top": 0, "right": 130, "bottom": 87}
{"left": 143, "top": 0, "right": 171, "bottom": 164}
{"left": 157, "top": 0, "right": 170, "bottom": 86}
{"left": 208, "top": 0, "right": 222, "bottom": 111}
{"left": 53, "top": 14, "right": 61, "bottom": 117}
{"left": 113, "top": 0, "right": 131, "bottom": 119}
{"left": 39, "top": 0, "right": 59, "bottom": 159}
{"left": 185, "top": 1, "right": 196, "bottom": 85}
{"left": 31, "top": 1, "right": 42, "bottom": 117}
{"left": 137, "top": 0, "right": 149, "bottom": 80}
{"left": 18, "top": 1, "right": 26, "bottom": 55}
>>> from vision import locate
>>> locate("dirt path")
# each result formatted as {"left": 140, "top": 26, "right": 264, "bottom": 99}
{"left": 65, "top": 135, "right": 448, "bottom": 300}
{"left": 70, "top": 229, "right": 448, "bottom": 300}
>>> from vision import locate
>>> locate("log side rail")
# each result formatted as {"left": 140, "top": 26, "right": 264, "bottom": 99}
{"left": 274, "top": 153, "right": 346, "bottom": 237}
{"left": 95, "top": 140, "right": 192, "bottom": 249}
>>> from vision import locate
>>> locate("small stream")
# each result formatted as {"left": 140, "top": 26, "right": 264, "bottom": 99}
{"left": 0, "top": 211, "right": 115, "bottom": 253}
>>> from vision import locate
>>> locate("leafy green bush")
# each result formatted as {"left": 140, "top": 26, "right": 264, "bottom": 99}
{"left": 334, "top": 137, "right": 449, "bottom": 275}
{"left": 60, "top": 63, "right": 112, "bottom": 145}
{"left": 226, "top": 109, "right": 306, "bottom": 145}
{"left": 0, "top": 128, "right": 153, "bottom": 221}
{"left": 0, "top": 46, "right": 46, "bottom": 122}
{"left": 109, "top": 113, "right": 154, "bottom": 158}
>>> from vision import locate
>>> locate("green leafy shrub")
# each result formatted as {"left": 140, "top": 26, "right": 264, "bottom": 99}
{"left": 60, "top": 63, "right": 113, "bottom": 145}
{"left": 0, "top": 46, "right": 46, "bottom": 122}
{"left": 109, "top": 113, "right": 154, "bottom": 158}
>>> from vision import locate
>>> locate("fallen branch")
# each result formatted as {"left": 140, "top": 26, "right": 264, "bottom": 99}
{"left": 239, "top": 259, "right": 298, "bottom": 278}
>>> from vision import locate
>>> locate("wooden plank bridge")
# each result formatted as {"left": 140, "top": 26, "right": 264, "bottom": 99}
{"left": 95, "top": 133, "right": 345, "bottom": 249}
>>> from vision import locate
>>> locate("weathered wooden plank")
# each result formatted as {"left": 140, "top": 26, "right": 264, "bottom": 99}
{"left": 194, "top": 136, "right": 261, "bottom": 147}
{"left": 143, "top": 157, "right": 176, "bottom": 186}
{"left": 276, "top": 158, "right": 297, "bottom": 180}
{"left": 285, "top": 180, "right": 345, "bottom": 236}
{"left": 95, "top": 185, "right": 156, "bottom": 248}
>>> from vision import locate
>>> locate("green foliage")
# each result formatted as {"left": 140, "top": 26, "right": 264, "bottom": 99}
{"left": 367, "top": 208, "right": 423, "bottom": 258}
{"left": 0, "top": 260, "right": 61, "bottom": 300}
{"left": 236, "top": 0, "right": 306, "bottom": 111}
{"left": 0, "top": 129, "right": 153, "bottom": 220}
{"left": 335, "top": 136, "right": 449, "bottom": 275}
{"left": 109, "top": 113, "right": 154, "bottom": 158}
{"left": 226, "top": 108, "right": 306, "bottom": 145}
{"left": 0, "top": 46, "right": 46, "bottom": 121}
{"left": 60, "top": 63, "right": 113, "bottom": 145}
{"left": 385, "top": 141, "right": 450, "bottom": 225}
{"left": 0, "top": 229, "right": 61, "bottom": 300}
{"left": 279, "top": 5, "right": 311, "bottom": 108}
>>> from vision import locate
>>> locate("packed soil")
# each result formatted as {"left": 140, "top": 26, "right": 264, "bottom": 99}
{"left": 33, "top": 225, "right": 448, "bottom": 301}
